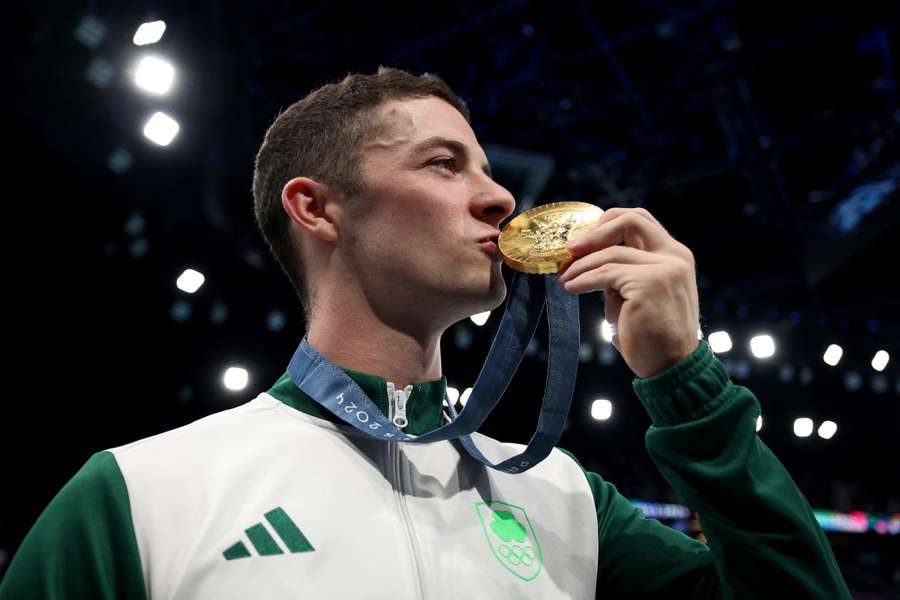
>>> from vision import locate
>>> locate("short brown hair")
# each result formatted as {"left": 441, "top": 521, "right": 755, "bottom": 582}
{"left": 251, "top": 67, "right": 470, "bottom": 320}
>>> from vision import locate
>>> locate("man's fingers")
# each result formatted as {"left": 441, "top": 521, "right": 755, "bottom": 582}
{"left": 560, "top": 262, "right": 634, "bottom": 295}
{"left": 558, "top": 245, "right": 659, "bottom": 284}
{"left": 567, "top": 208, "right": 674, "bottom": 255}
{"left": 598, "top": 206, "right": 663, "bottom": 229}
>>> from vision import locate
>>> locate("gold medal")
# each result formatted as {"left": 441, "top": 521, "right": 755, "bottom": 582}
{"left": 498, "top": 201, "right": 604, "bottom": 274}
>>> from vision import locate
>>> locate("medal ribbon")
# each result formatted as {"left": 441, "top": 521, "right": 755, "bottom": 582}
{"left": 287, "top": 271, "right": 579, "bottom": 474}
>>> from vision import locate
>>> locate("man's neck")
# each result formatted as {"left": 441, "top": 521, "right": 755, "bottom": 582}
{"left": 306, "top": 307, "right": 444, "bottom": 390}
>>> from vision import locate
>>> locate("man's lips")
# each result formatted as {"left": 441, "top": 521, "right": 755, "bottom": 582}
{"left": 477, "top": 231, "right": 501, "bottom": 243}
{"left": 478, "top": 240, "right": 502, "bottom": 261}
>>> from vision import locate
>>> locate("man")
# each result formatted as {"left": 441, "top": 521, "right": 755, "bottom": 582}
{"left": 1, "top": 67, "right": 850, "bottom": 598}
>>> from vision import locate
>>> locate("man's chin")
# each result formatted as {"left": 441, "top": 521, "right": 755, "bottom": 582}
{"left": 482, "top": 273, "right": 509, "bottom": 311}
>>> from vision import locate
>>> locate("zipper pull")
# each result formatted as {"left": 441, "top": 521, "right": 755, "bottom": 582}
{"left": 393, "top": 388, "right": 409, "bottom": 429}
{"left": 393, "top": 387, "right": 411, "bottom": 430}
{"left": 386, "top": 382, "right": 412, "bottom": 430}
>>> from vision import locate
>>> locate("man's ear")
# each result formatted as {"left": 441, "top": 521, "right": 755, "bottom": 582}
{"left": 281, "top": 176, "right": 340, "bottom": 243}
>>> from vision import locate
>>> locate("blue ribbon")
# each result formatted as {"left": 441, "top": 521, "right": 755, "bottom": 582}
{"left": 287, "top": 271, "right": 579, "bottom": 474}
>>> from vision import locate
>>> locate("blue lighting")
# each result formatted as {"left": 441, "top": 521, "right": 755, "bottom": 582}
{"left": 454, "top": 326, "right": 473, "bottom": 350}
{"left": 171, "top": 300, "right": 192, "bottom": 322}
{"left": 844, "top": 371, "right": 863, "bottom": 392}
{"left": 266, "top": 309, "right": 286, "bottom": 332}
{"left": 828, "top": 178, "right": 894, "bottom": 234}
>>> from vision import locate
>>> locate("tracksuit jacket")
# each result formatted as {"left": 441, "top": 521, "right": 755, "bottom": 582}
{"left": 0, "top": 340, "right": 850, "bottom": 598}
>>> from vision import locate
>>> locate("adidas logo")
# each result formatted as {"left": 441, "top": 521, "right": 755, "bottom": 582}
{"left": 223, "top": 506, "right": 315, "bottom": 560}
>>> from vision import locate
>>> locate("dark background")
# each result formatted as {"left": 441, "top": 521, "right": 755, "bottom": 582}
{"left": 4, "top": 1, "right": 898, "bottom": 595}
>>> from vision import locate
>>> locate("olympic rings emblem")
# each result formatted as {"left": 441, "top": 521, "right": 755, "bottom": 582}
{"left": 498, "top": 543, "right": 537, "bottom": 567}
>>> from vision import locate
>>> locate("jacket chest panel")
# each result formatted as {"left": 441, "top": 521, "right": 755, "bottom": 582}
{"left": 116, "top": 407, "right": 597, "bottom": 599}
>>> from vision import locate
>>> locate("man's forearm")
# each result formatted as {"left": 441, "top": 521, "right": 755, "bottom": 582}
{"left": 634, "top": 340, "right": 850, "bottom": 598}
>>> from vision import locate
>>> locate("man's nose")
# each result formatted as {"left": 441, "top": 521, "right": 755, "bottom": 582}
{"left": 471, "top": 180, "right": 516, "bottom": 228}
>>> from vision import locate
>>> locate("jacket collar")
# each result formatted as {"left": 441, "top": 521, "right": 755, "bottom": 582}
{"left": 267, "top": 367, "right": 448, "bottom": 436}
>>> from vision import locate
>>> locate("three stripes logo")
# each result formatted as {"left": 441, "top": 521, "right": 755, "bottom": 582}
{"left": 223, "top": 506, "right": 315, "bottom": 560}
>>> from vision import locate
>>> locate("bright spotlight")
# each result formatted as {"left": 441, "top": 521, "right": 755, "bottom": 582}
{"left": 460, "top": 387, "right": 473, "bottom": 407}
{"left": 793, "top": 417, "right": 813, "bottom": 438}
{"left": 133, "top": 20, "right": 166, "bottom": 46}
{"left": 823, "top": 344, "right": 843, "bottom": 366}
{"left": 600, "top": 319, "right": 615, "bottom": 343}
{"left": 223, "top": 367, "right": 249, "bottom": 391}
{"left": 470, "top": 311, "right": 490, "bottom": 326}
{"left": 176, "top": 268, "right": 205, "bottom": 293}
{"left": 749, "top": 334, "right": 775, "bottom": 359}
{"left": 817, "top": 420, "right": 837, "bottom": 440}
{"left": 446, "top": 387, "right": 460, "bottom": 404}
{"left": 143, "top": 112, "right": 180, "bottom": 146}
{"left": 872, "top": 350, "right": 889, "bottom": 372}
{"left": 756, "top": 415, "right": 763, "bottom": 432}
{"left": 708, "top": 331, "right": 733, "bottom": 353}
{"left": 135, "top": 56, "right": 175, "bottom": 95}
{"left": 591, "top": 399, "right": 612, "bottom": 421}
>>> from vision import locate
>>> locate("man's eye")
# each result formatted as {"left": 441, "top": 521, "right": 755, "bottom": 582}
{"left": 430, "top": 158, "right": 456, "bottom": 171}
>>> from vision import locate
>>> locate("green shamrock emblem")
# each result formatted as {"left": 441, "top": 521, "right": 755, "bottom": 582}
{"left": 489, "top": 510, "right": 527, "bottom": 543}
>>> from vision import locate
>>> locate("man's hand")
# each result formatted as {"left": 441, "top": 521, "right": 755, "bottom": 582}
{"left": 557, "top": 207, "right": 700, "bottom": 379}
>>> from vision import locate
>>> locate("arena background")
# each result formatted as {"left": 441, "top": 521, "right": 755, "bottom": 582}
{"left": 4, "top": 2, "right": 898, "bottom": 596}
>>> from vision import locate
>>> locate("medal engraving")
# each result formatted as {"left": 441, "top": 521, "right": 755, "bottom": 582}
{"left": 499, "top": 202, "right": 604, "bottom": 273}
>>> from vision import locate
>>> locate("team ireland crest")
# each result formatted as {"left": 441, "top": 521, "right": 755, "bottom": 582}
{"left": 475, "top": 501, "right": 543, "bottom": 581}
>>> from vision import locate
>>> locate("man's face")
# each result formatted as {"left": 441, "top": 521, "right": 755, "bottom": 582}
{"left": 341, "top": 96, "right": 516, "bottom": 328}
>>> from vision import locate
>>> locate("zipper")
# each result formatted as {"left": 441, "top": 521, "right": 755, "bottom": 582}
{"left": 386, "top": 381, "right": 411, "bottom": 430}
{"left": 388, "top": 428, "right": 426, "bottom": 598}
{"left": 386, "top": 382, "right": 425, "bottom": 598}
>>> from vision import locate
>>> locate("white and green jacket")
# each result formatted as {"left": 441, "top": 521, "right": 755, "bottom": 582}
{"left": 1, "top": 341, "right": 850, "bottom": 598}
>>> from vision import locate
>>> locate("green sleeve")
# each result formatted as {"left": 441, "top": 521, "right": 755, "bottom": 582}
{"left": 0, "top": 451, "right": 147, "bottom": 600}
{"left": 564, "top": 340, "right": 850, "bottom": 598}
{"left": 559, "top": 448, "right": 721, "bottom": 597}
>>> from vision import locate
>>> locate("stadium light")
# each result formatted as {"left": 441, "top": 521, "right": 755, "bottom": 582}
{"left": 793, "top": 417, "right": 813, "bottom": 438}
{"left": 872, "top": 350, "right": 889, "bottom": 372}
{"left": 143, "top": 112, "right": 180, "bottom": 146}
{"left": 460, "top": 387, "right": 473, "bottom": 407}
{"left": 817, "top": 420, "right": 837, "bottom": 440}
{"left": 591, "top": 399, "right": 612, "bottom": 421}
{"left": 134, "top": 56, "right": 175, "bottom": 95}
{"left": 708, "top": 331, "right": 733, "bottom": 354}
{"left": 600, "top": 319, "right": 614, "bottom": 343}
{"left": 133, "top": 20, "right": 166, "bottom": 46}
{"left": 470, "top": 311, "right": 490, "bottom": 326}
{"left": 749, "top": 334, "right": 776, "bottom": 359}
{"left": 176, "top": 268, "right": 205, "bottom": 293}
{"left": 223, "top": 367, "right": 249, "bottom": 391}
{"left": 823, "top": 344, "right": 843, "bottom": 366}
{"left": 446, "top": 387, "right": 460, "bottom": 404}
{"left": 756, "top": 415, "right": 763, "bottom": 432}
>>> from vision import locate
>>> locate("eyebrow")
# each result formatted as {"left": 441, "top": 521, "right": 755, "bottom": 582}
{"left": 410, "top": 135, "right": 493, "bottom": 179}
